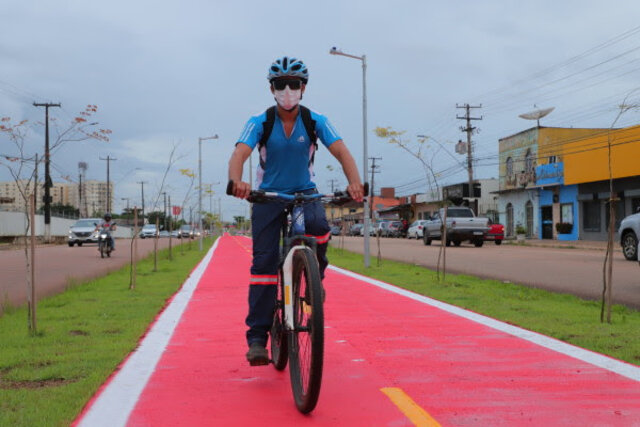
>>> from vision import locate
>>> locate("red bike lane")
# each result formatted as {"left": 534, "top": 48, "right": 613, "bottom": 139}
{"left": 76, "top": 234, "right": 640, "bottom": 426}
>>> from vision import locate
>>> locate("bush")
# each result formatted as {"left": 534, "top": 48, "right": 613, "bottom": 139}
{"left": 515, "top": 225, "right": 527, "bottom": 235}
{"left": 556, "top": 222, "right": 573, "bottom": 234}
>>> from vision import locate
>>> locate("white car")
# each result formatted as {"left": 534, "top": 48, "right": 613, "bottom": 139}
{"left": 68, "top": 218, "right": 102, "bottom": 247}
{"left": 407, "top": 220, "right": 428, "bottom": 239}
{"left": 139, "top": 224, "right": 159, "bottom": 239}
{"left": 619, "top": 207, "right": 640, "bottom": 261}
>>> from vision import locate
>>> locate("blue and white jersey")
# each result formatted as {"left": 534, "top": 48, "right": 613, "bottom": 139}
{"left": 236, "top": 107, "right": 342, "bottom": 193}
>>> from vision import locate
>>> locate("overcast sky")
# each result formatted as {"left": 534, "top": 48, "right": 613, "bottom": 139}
{"left": 2, "top": 1, "right": 640, "bottom": 219}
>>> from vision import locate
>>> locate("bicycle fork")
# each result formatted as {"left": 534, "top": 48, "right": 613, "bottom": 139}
{"left": 282, "top": 245, "right": 313, "bottom": 330}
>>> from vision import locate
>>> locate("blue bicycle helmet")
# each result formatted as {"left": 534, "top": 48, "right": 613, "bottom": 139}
{"left": 268, "top": 56, "right": 309, "bottom": 83}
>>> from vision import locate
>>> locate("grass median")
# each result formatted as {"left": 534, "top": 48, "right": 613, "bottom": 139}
{"left": 328, "top": 246, "right": 640, "bottom": 366}
{"left": 0, "top": 238, "right": 215, "bottom": 427}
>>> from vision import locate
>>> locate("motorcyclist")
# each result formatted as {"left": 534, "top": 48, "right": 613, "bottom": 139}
{"left": 96, "top": 213, "right": 116, "bottom": 251}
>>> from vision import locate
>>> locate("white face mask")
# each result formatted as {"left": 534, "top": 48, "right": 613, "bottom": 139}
{"left": 274, "top": 87, "right": 302, "bottom": 111}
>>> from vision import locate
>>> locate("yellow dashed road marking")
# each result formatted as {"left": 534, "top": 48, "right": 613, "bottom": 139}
{"left": 380, "top": 387, "right": 441, "bottom": 427}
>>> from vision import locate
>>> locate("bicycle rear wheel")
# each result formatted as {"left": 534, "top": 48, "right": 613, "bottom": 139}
{"left": 270, "top": 272, "right": 288, "bottom": 371}
{"left": 288, "top": 248, "right": 324, "bottom": 414}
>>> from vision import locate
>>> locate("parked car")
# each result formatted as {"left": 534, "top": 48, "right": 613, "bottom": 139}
{"left": 407, "top": 220, "right": 428, "bottom": 239}
{"left": 170, "top": 230, "right": 180, "bottom": 238}
{"left": 349, "top": 223, "right": 363, "bottom": 236}
{"left": 619, "top": 207, "right": 640, "bottom": 261}
{"left": 139, "top": 224, "right": 159, "bottom": 239}
{"left": 423, "top": 207, "right": 489, "bottom": 247}
{"left": 330, "top": 225, "right": 342, "bottom": 236}
{"left": 159, "top": 230, "right": 170, "bottom": 238}
{"left": 484, "top": 219, "right": 505, "bottom": 245}
{"left": 374, "top": 221, "right": 390, "bottom": 237}
{"left": 68, "top": 218, "right": 102, "bottom": 247}
{"left": 385, "top": 221, "right": 404, "bottom": 237}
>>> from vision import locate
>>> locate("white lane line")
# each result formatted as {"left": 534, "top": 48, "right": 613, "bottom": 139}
{"left": 77, "top": 239, "right": 220, "bottom": 427}
{"left": 329, "top": 265, "right": 640, "bottom": 382}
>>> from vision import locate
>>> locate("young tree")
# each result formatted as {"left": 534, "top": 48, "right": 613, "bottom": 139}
{"left": 375, "top": 126, "right": 450, "bottom": 281}
{"left": 601, "top": 89, "right": 640, "bottom": 323}
{"left": 0, "top": 106, "right": 110, "bottom": 332}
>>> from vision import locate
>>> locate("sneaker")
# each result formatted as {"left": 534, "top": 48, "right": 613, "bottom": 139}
{"left": 246, "top": 343, "right": 269, "bottom": 366}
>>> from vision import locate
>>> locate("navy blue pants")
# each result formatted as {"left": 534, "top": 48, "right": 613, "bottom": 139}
{"left": 246, "top": 195, "right": 330, "bottom": 347}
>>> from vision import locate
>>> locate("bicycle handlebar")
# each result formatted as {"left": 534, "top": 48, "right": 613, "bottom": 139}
{"left": 226, "top": 180, "right": 369, "bottom": 205}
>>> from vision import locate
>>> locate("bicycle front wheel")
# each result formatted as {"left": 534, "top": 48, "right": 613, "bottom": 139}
{"left": 288, "top": 248, "right": 324, "bottom": 414}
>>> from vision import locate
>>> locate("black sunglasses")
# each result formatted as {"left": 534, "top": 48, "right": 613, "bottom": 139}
{"left": 272, "top": 79, "right": 303, "bottom": 91}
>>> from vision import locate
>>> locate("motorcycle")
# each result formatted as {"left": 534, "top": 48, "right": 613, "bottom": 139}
{"left": 96, "top": 224, "right": 114, "bottom": 258}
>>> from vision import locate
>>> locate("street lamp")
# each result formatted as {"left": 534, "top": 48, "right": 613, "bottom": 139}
{"left": 199, "top": 135, "right": 219, "bottom": 251}
{"left": 329, "top": 46, "right": 370, "bottom": 267}
{"left": 121, "top": 197, "right": 130, "bottom": 224}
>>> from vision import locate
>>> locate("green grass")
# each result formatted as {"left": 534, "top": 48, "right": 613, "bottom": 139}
{"left": 328, "top": 246, "right": 640, "bottom": 366}
{"left": 0, "top": 239, "right": 214, "bottom": 427}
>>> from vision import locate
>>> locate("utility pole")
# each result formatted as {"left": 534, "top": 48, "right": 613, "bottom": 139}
{"left": 327, "top": 179, "right": 339, "bottom": 192}
{"left": 198, "top": 135, "right": 218, "bottom": 251}
{"left": 162, "top": 192, "right": 167, "bottom": 231}
{"left": 456, "top": 103, "right": 482, "bottom": 213}
{"left": 33, "top": 102, "right": 61, "bottom": 242}
{"left": 369, "top": 157, "right": 382, "bottom": 221}
{"left": 138, "top": 181, "right": 147, "bottom": 224}
{"left": 78, "top": 162, "right": 87, "bottom": 217}
{"left": 99, "top": 155, "right": 117, "bottom": 213}
{"left": 34, "top": 153, "right": 38, "bottom": 216}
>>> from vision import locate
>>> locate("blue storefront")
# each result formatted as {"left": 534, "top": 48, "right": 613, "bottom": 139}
{"left": 536, "top": 163, "right": 579, "bottom": 240}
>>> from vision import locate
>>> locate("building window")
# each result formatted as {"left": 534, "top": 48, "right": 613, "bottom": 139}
{"left": 561, "top": 203, "right": 574, "bottom": 224}
{"left": 506, "top": 157, "right": 514, "bottom": 179}
{"left": 632, "top": 198, "right": 640, "bottom": 214}
{"left": 525, "top": 149, "right": 534, "bottom": 174}
{"left": 582, "top": 200, "right": 600, "bottom": 232}
{"left": 525, "top": 201, "right": 534, "bottom": 237}
{"left": 605, "top": 199, "right": 626, "bottom": 232}
{"left": 548, "top": 155, "right": 557, "bottom": 164}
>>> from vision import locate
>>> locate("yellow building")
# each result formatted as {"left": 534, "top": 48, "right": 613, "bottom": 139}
{"left": 562, "top": 125, "right": 640, "bottom": 185}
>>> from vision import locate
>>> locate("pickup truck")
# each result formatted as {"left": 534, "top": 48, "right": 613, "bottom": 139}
{"left": 422, "top": 207, "right": 489, "bottom": 247}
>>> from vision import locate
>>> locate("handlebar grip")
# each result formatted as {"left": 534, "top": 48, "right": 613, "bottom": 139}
{"left": 226, "top": 180, "right": 234, "bottom": 196}
{"left": 363, "top": 182, "right": 369, "bottom": 197}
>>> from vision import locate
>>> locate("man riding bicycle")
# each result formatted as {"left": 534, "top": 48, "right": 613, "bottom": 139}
{"left": 228, "top": 56, "right": 364, "bottom": 365}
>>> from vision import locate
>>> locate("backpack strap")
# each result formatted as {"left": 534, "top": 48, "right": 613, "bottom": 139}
{"left": 299, "top": 105, "right": 318, "bottom": 146}
{"left": 257, "top": 106, "right": 277, "bottom": 152}
{"left": 299, "top": 105, "right": 318, "bottom": 167}
{"left": 257, "top": 105, "right": 319, "bottom": 169}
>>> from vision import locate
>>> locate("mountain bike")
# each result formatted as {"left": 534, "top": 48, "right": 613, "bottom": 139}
{"left": 227, "top": 181, "right": 366, "bottom": 413}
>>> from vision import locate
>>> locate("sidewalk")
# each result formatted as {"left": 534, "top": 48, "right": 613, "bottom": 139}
{"left": 76, "top": 234, "right": 640, "bottom": 426}
{"left": 503, "top": 238, "right": 613, "bottom": 250}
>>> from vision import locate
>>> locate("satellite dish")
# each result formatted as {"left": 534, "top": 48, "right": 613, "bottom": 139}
{"left": 518, "top": 106, "right": 555, "bottom": 127}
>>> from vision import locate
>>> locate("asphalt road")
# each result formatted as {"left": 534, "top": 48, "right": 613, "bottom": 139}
{"left": 330, "top": 236, "right": 640, "bottom": 309}
{"left": 0, "top": 237, "right": 193, "bottom": 315}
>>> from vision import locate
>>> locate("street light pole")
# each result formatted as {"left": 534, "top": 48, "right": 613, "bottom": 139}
{"left": 121, "top": 197, "right": 130, "bottom": 224}
{"left": 198, "top": 135, "right": 219, "bottom": 251}
{"left": 329, "top": 47, "right": 370, "bottom": 267}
